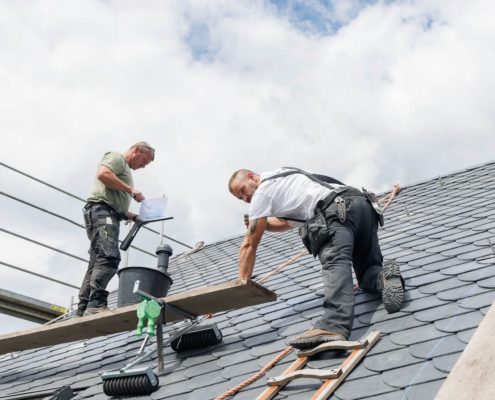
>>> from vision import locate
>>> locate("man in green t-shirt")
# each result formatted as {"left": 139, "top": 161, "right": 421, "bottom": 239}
{"left": 76, "top": 142, "right": 155, "bottom": 317}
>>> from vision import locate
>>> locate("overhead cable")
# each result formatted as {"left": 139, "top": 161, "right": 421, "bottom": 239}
{"left": 0, "top": 191, "right": 157, "bottom": 258}
{"left": 0, "top": 161, "right": 193, "bottom": 249}
{"left": 0, "top": 227, "right": 88, "bottom": 263}
{"left": 0, "top": 261, "right": 80, "bottom": 290}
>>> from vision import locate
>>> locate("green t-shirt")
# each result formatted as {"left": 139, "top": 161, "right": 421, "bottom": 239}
{"left": 87, "top": 151, "right": 134, "bottom": 213}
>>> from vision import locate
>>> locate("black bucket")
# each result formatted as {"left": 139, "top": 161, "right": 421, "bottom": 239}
{"left": 117, "top": 266, "right": 173, "bottom": 308}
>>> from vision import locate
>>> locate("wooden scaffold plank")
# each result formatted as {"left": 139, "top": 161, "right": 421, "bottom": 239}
{"left": 0, "top": 279, "right": 276, "bottom": 354}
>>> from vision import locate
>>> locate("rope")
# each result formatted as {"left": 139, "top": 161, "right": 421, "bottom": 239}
{"left": 215, "top": 346, "right": 294, "bottom": 400}
{"left": 213, "top": 183, "right": 401, "bottom": 399}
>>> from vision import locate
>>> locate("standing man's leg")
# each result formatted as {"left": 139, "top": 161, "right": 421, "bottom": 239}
{"left": 289, "top": 201, "right": 356, "bottom": 349}
{"left": 84, "top": 208, "right": 121, "bottom": 315}
{"left": 76, "top": 246, "right": 96, "bottom": 317}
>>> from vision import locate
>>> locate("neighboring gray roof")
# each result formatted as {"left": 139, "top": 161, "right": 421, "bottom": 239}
{"left": 2, "top": 160, "right": 495, "bottom": 400}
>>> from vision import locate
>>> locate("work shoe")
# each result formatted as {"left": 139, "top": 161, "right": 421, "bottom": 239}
{"left": 382, "top": 262, "right": 405, "bottom": 313}
{"left": 289, "top": 329, "right": 347, "bottom": 350}
{"left": 83, "top": 307, "right": 110, "bottom": 317}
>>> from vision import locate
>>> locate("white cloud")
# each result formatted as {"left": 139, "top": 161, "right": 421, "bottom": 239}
{"left": 1, "top": 0, "right": 494, "bottom": 333}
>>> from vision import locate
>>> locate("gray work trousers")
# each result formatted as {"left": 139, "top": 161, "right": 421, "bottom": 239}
{"left": 77, "top": 204, "right": 121, "bottom": 315}
{"left": 313, "top": 195, "right": 384, "bottom": 339}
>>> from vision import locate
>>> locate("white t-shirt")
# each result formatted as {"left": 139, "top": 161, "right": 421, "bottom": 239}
{"left": 248, "top": 168, "right": 344, "bottom": 228}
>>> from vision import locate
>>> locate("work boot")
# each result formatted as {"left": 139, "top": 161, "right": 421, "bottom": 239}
{"left": 382, "top": 262, "right": 405, "bottom": 313}
{"left": 83, "top": 307, "right": 110, "bottom": 316}
{"left": 289, "top": 329, "right": 347, "bottom": 350}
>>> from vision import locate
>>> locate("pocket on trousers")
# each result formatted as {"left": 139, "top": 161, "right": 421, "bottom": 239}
{"left": 97, "top": 224, "right": 121, "bottom": 260}
{"left": 317, "top": 229, "right": 337, "bottom": 265}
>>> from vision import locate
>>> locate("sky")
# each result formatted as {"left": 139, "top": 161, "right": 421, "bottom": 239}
{"left": 1, "top": 0, "right": 495, "bottom": 335}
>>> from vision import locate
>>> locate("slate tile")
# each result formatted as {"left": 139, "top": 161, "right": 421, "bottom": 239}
{"left": 334, "top": 374, "right": 397, "bottom": 400}
{"left": 235, "top": 318, "right": 270, "bottom": 332}
{"left": 414, "top": 303, "right": 472, "bottom": 323}
{"left": 373, "top": 315, "right": 426, "bottom": 335}
{"left": 423, "top": 242, "right": 459, "bottom": 254}
{"left": 402, "top": 267, "right": 431, "bottom": 280}
{"left": 458, "top": 247, "right": 495, "bottom": 261}
{"left": 292, "top": 297, "right": 324, "bottom": 312}
{"left": 243, "top": 331, "right": 280, "bottom": 348}
{"left": 434, "top": 310, "right": 484, "bottom": 333}
{"left": 403, "top": 288, "right": 430, "bottom": 302}
{"left": 418, "top": 277, "right": 470, "bottom": 295}
{"left": 232, "top": 386, "right": 269, "bottom": 400}
{"left": 422, "top": 257, "right": 464, "bottom": 272}
{"left": 410, "top": 334, "right": 466, "bottom": 360}
{"left": 477, "top": 276, "right": 495, "bottom": 289}
{"left": 238, "top": 324, "right": 275, "bottom": 339}
{"left": 221, "top": 359, "right": 261, "bottom": 379}
{"left": 306, "top": 349, "right": 349, "bottom": 369}
{"left": 408, "top": 254, "right": 447, "bottom": 267}
{"left": 278, "top": 320, "right": 313, "bottom": 337}
{"left": 362, "top": 391, "right": 406, "bottom": 400}
{"left": 382, "top": 360, "right": 447, "bottom": 388}
{"left": 390, "top": 324, "right": 447, "bottom": 346}
{"left": 217, "top": 350, "right": 255, "bottom": 368}
{"left": 437, "top": 283, "right": 491, "bottom": 301}
{"left": 457, "top": 327, "right": 477, "bottom": 344}
{"left": 189, "top": 381, "right": 230, "bottom": 400}
{"left": 270, "top": 314, "right": 307, "bottom": 329}
{"left": 481, "top": 305, "right": 491, "bottom": 315}
{"left": 457, "top": 264, "right": 495, "bottom": 282}
{"left": 257, "top": 349, "right": 297, "bottom": 368}
{"left": 285, "top": 292, "right": 318, "bottom": 306}
{"left": 250, "top": 340, "right": 287, "bottom": 358}
{"left": 404, "top": 379, "right": 445, "bottom": 400}
{"left": 401, "top": 296, "right": 449, "bottom": 314}
{"left": 354, "top": 299, "right": 383, "bottom": 316}
{"left": 433, "top": 352, "right": 462, "bottom": 373}
{"left": 257, "top": 301, "right": 291, "bottom": 315}
{"left": 183, "top": 360, "right": 221, "bottom": 378}
{"left": 458, "top": 290, "right": 495, "bottom": 309}
{"left": 345, "top": 359, "right": 379, "bottom": 381}
{"left": 354, "top": 291, "right": 381, "bottom": 304}
{"left": 405, "top": 272, "right": 445, "bottom": 288}
{"left": 367, "top": 335, "right": 405, "bottom": 356}
{"left": 364, "top": 347, "right": 423, "bottom": 372}
{"left": 187, "top": 369, "right": 227, "bottom": 391}
{"left": 358, "top": 309, "right": 409, "bottom": 325}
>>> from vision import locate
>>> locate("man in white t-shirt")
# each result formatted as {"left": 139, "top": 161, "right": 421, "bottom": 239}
{"left": 228, "top": 167, "right": 404, "bottom": 349}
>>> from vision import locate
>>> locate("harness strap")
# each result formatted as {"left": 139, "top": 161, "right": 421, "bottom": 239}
{"left": 259, "top": 168, "right": 357, "bottom": 223}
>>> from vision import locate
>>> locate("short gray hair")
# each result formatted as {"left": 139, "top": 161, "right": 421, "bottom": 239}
{"left": 228, "top": 169, "right": 255, "bottom": 194}
{"left": 131, "top": 141, "right": 155, "bottom": 160}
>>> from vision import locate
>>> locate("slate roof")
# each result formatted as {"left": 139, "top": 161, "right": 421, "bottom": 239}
{"left": 2, "top": 160, "right": 495, "bottom": 400}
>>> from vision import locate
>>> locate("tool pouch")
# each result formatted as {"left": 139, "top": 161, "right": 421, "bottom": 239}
{"left": 82, "top": 207, "right": 92, "bottom": 240}
{"left": 299, "top": 209, "right": 329, "bottom": 257}
{"left": 362, "top": 188, "right": 384, "bottom": 227}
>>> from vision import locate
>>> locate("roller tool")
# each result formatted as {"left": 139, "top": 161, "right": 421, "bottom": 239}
{"left": 101, "top": 281, "right": 223, "bottom": 396}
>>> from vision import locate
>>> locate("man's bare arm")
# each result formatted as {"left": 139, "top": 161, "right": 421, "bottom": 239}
{"left": 244, "top": 215, "right": 294, "bottom": 232}
{"left": 238, "top": 217, "right": 267, "bottom": 279}
{"left": 97, "top": 165, "right": 145, "bottom": 202}
{"left": 266, "top": 218, "right": 295, "bottom": 232}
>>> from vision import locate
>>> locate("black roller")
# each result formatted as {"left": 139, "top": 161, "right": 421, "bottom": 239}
{"left": 103, "top": 374, "right": 159, "bottom": 396}
{"left": 171, "top": 328, "right": 223, "bottom": 352}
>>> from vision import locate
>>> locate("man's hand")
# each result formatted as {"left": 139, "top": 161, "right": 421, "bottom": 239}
{"left": 127, "top": 212, "right": 139, "bottom": 222}
{"left": 244, "top": 214, "right": 249, "bottom": 228}
{"left": 238, "top": 217, "right": 267, "bottom": 279}
{"left": 130, "top": 188, "right": 145, "bottom": 202}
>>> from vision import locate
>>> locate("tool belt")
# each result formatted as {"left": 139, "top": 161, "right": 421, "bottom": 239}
{"left": 83, "top": 202, "right": 127, "bottom": 228}
{"left": 299, "top": 187, "right": 364, "bottom": 257}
